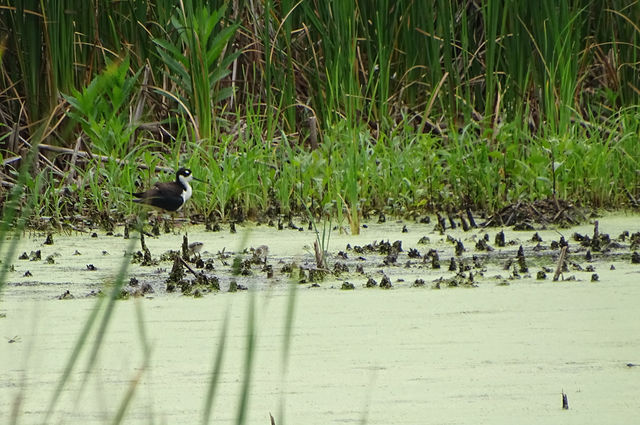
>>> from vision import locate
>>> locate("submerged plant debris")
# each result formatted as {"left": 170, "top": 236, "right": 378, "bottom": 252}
{"left": 482, "top": 198, "right": 587, "bottom": 228}
{"left": 2, "top": 213, "right": 639, "bottom": 301}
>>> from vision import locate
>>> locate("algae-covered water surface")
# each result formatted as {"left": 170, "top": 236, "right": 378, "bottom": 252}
{"left": 1, "top": 214, "right": 640, "bottom": 424}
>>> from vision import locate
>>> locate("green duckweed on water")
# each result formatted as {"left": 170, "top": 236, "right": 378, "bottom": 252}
{"left": 1, "top": 214, "right": 640, "bottom": 424}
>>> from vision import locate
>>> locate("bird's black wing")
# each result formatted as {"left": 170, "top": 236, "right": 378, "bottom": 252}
{"left": 132, "top": 182, "right": 183, "bottom": 211}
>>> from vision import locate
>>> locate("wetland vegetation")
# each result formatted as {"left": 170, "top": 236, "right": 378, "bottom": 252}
{"left": 1, "top": 1, "right": 640, "bottom": 230}
{"left": 1, "top": 1, "right": 640, "bottom": 424}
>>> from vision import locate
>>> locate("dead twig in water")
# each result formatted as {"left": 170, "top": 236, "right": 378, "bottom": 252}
{"left": 553, "top": 246, "right": 568, "bottom": 281}
{"left": 313, "top": 240, "right": 325, "bottom": 269}
{"left": 179, "top": 256, "right": 199, "bottom": 278}
{"left": 65, "top": 136, "right": 83, "bottom": 184}
{"left": 624, "top": 188, "right": 639, "bottom": 208}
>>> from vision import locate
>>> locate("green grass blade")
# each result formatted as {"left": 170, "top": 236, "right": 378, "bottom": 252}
{"left": 109, "top": 299, "right": 152, "bottom": 425}
{"left": 235, "top": 292, "right": 256, "bottom": 425}
{"left": 43, "top": 235, "right": 138, "bottom": 423}
{"left": 201, "top": 310, "right": 231, "bottom": 425}
{"left": 276, "top": 280, "right": 298, "bottom": 425}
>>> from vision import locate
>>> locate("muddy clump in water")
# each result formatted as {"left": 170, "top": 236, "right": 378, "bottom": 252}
{"left": 165, "top": 250, "right": 221, "bottom": 296}
{"left": 483, "top": 198, "right": 586, "bottom": 228}
{"left": 341, "top": 281, "right": 355, "bottom": 290}
{"left": 57, "top": 290, "right": 74, "bottom": 300}
{"left": 8, "top": 212, "right": 640, "bottom": 301}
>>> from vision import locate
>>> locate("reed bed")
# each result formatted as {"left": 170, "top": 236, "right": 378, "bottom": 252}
{"left": 0, "top": 0, "right": 639, "bottom": 224}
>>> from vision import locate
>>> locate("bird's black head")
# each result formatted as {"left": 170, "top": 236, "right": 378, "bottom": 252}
{"left": 176, "top": 168, "right": 193, "bottom": 183}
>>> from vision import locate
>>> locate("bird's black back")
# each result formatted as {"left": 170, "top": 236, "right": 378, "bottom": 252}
{"left": 133, "top": 181, "right": 185, "bottom": 211}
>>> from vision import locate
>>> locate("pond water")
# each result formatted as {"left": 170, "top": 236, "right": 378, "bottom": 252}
{"left": 1, "top": 214, "right": 639, "bottom": 424}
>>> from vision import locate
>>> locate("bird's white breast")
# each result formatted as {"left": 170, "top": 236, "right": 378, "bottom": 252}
{"left": 181, "top": 183, "right": 192, "bottom": 203}
{"left": 178, "top": 174, "right": 193, "bottom": 205}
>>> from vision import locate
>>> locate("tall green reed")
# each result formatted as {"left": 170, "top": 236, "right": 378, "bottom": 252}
{"left": 3, "top": 0, "right": 640, "bottom": 221}
{"left": 153, "top": 3, "right": 239, "bottom": 141}
{"left": 524, "top": 1, "right": 585, "bottom": 135}
{"left": 3, "top": 0, "right": 640, "bottom": 139}
{"left": 7, "top": 0, "right": 47, "bottom": 122}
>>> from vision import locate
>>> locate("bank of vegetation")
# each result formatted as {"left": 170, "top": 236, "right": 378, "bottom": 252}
{"left": 1, "top": 1, "right": 639, "bottom": 230}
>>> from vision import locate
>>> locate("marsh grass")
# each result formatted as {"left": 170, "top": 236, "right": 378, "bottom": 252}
{"left": 3, "top": 1, "right": 640, "bottom": 227}
{"left": 153, "top": 3, "right": 239, "bottom": 141}
{"left": 202, "top": 310, "right": 230, "bottom": 425}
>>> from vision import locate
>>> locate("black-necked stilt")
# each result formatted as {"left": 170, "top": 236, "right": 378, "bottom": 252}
{"left": 133, "top": 168, "right": 200, "bottom": 212}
